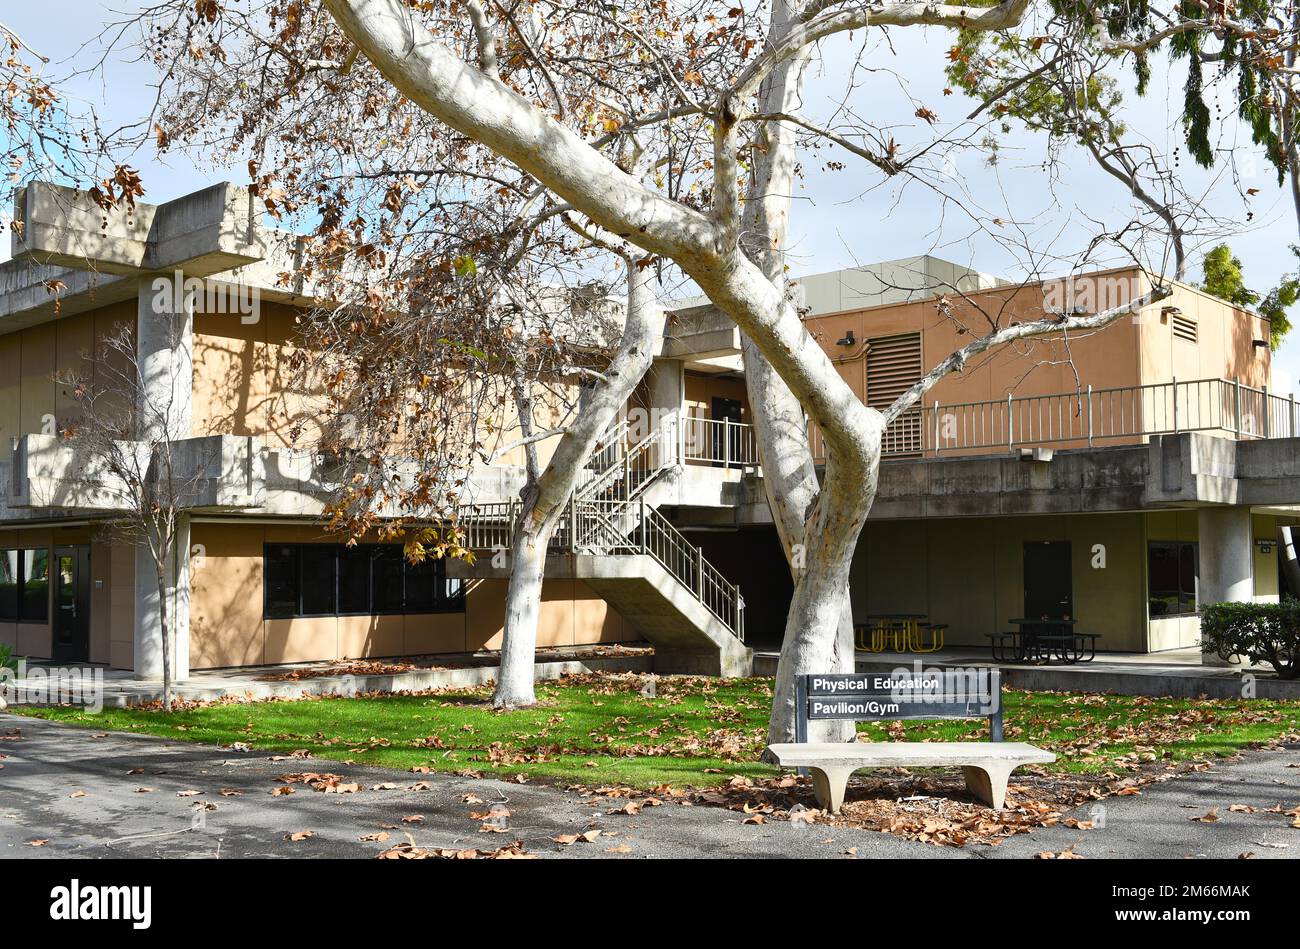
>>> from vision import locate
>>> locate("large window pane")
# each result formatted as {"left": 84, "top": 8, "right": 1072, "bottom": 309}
{"left": 264, "top": 544, "right": 300, "bottom": 618}
{"left": 437, "top": 560, "right": 466, "bottom": 612}
{"left": 338, "top": 544, "right": 370, "bottom": 614}
{"left": 403, "top": 554, "right": 435, "bottom": 613}
{"left": 300, "top": 545, "right": 337, "bottom": 616}
{"left": 1148, "top": 541, "right": 1198, "bottom": 617}
{"left": 1180, "top": 543, "right": 1199, "bottom": 611}
{"left": 371, "top": 546, "right": 404, "bottom": 613}
{"left": 0, "top": 550, "right": 16, "bottom": 621}
{"left": 20, "top": 548, "right": 49, "bottom": 622}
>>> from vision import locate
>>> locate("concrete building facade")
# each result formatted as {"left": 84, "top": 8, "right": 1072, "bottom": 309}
{"left": 3, "top": 182, "right": 1299, "bottom": 678}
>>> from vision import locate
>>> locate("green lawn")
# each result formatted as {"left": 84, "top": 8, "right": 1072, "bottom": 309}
{"left": 10, "top": 675, "right": 1300, "bottom": 789}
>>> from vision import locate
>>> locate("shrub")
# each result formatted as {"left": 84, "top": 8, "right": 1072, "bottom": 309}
{"left": 0, "top": 643, "right": 17, "bottom": 673}
{"left": 1199, "top": 601, "right": 1300, "bottom": 679}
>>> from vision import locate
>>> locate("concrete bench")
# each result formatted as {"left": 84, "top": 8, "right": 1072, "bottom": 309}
{"left": 766, "top": 741, "right": 1056, "bottom": 812}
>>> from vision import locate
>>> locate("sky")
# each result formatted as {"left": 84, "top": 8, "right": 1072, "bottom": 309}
{"left": 7, "top": 2, "right": 1300, "bottom": 392}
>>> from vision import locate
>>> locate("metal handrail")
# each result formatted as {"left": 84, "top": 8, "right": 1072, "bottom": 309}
{"left": 458, "top": 413, "right": 745, "bottom": 641}
{"left": 807, "top": 376, "right": 1296, "bottom": 462}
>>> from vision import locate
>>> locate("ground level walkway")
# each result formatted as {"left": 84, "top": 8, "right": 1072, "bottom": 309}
{"left": 2, "top": 714, "right": 1296, "bottom": 859}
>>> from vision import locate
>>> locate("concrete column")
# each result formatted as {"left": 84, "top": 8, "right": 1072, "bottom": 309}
{"left": 1197, "top": 506, "right": 1254, "bottom": 667}
{"left": 1280, "top": 526, "right": 1300, "bottom": 596}
{"left": 648, "top": 358, "right": 685, "bottom": 462}
{"left": 132, "top": 277, "right": 194, "bottom": 681}
{"left": 136, "top": 275, "right": 194, "bottom": 441}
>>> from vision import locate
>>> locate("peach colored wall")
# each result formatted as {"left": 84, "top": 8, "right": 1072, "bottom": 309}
{"left": 186, "top": 522, "right": 639, "bottom": 670}
{"left": 1137, "top": 281, "right": 1271, "bottom": 389}
{"left": 806, "top": 269, "right": 1271, "bottom": 456}
{"left": 683, "top": 372, "right": 749, "bottom": 422}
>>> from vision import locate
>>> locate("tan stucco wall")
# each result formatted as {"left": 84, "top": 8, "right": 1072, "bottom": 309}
{"left": 853, "top": 512, "right": 1150, "bottom": 653}
{"left": 186, "top": 521, "right": 639, "bottom": 670}
{"left": 0, "top": 300, "right": 135, "bottom": 448}
{"left": 683, "top": 372, "right": 749, "bottom": 422}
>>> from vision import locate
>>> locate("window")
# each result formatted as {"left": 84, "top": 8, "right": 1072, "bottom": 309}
{"left": 299, "top": 545, "right": 338, "bottom": 616}
{"left": 370, "top": 546, "right": 405, "bottom": 614}
{"left": 1148, "top": 541, "right": 1198, "bottom": 616}
{"left": 338, "top": 545, "right": 371, "bottom": 615}
{"left": 0, "top": 550, "right": 17, "bottom": 621}
{"left": 263, "top": 543, "right": 464, "bottom": 619}
{"left": 0, "top": 548, "right": 51, "bottom": 623}
{"left": 403, "top": 554, "right": 435, "bottom": 613}
{"left": 264, "top": 544, "right": 300, "bottom": 619}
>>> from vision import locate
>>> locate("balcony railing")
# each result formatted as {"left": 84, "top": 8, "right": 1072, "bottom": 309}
{"left": 804, "top": 377, "right": 1295, "bottom": 462}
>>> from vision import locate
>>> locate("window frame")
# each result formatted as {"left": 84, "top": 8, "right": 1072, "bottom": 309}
{"left": 1147, "top": 540, "right": 1199, "bottom": 617}
{"left": 262, "top": 542, "right": 465, "bottom": 619}
{"left": 0, "top": 547, "right": 52, "bottom": 624}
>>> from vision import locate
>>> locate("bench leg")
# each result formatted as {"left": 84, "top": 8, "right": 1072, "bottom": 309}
{"left": 808, "top": 766, "right": 853, "bottom": 814}
{"left": 961, "top": 763, "right": 1014, "bottom": 810}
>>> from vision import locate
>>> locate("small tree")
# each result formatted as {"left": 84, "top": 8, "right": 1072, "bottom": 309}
{"left": 58, "top": 315, "right": 208, "bottom": 708}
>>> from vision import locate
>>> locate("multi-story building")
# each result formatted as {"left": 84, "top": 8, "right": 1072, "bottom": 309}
{"left": 2, "top": 182, "right": 1297, "bottom": 678}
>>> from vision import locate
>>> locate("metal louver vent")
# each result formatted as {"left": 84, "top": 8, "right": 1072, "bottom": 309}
{"left": 1172, "top": 314, "right": 1198, "bottom": 344}
{"left": 867, "top": 332, "right": 923, "bottom": 455}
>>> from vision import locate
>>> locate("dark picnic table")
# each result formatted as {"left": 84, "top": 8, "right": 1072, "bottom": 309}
{"left": 988, "top": 618, "right": 1098, "bottom": 664}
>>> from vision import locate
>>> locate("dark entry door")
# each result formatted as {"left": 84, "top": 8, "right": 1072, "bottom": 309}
{"left": 1023, "top": 541, "right": 1072, "bottom": 620}
{"left": 711, "top": 396, "right": 743, "bottom": 467}
{"left": 52, "top": 545, "right": 90, "bottom": 663}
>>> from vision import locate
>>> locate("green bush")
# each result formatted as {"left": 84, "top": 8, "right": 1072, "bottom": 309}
{"left": 1200, "top": 601, "right": 1300, "bottom": 679}
{"left": 0, "top": 643, "right": 17, "bottom": 673}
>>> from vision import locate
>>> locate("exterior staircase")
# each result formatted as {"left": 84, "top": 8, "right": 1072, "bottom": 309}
{"left": 458, "top": 416, "right": 752, "bottom": 676}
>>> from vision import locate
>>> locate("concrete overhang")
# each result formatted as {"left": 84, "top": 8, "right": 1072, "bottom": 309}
{"left": 663, "top": 302, "right": 742, "bottom": 360}
{"left": 9, "top": 433, "right": 264, "bottom": 512}
{"left": 11, "top": 181, "right": 267, "bottom": 277}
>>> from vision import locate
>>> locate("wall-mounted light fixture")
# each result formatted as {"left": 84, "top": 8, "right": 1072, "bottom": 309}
{"left": 836, "top": 329, "right": 856, "bottom": 347}
{"left": 1160, "top": 305, "right": 1182, "bottom": 324}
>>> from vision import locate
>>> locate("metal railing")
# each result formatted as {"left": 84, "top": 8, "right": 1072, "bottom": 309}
{"left": 807, "top": 376, "right": 1297, "bottom": 462}
{"left": 458, "top": 413, "right": 746, "bottom": 641}
{"left": 680, "top": 415, "right": 759, "bottom": 468}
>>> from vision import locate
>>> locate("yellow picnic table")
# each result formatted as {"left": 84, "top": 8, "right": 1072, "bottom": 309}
{"left": 856, "top": 613, "right": 946, "bottom": 653}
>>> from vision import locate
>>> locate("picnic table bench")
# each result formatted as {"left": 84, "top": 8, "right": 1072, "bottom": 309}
{"left": 987, "top": 620, "right": 1099, "bottom": 663}
{"left": 769, "top": 669, "right": 1055, "bottom": 812}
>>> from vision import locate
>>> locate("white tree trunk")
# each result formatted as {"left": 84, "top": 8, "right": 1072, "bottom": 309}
{"left": 492, "top": 260, "right": 665, "bottom": 707}
{"left": 737, "top": 0, "right": 856, "bottom": 742}
{"left": 495, "top": 518, "right": 551, "bottom": 706}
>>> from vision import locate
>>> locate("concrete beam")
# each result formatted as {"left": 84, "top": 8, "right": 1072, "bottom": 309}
{"left": 9, "top": 433, "right": 264, "bottom": 512}
{"left": 11, "top": 182, "right": 266, "bottom": 277}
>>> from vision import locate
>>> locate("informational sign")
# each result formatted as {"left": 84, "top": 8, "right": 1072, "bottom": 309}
{"left": 794, "top": 667, "right": 1003, "bottom": 742}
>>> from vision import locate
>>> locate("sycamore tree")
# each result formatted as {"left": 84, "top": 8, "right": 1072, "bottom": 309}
{"left": 97, "top": 0, "right": 1224, "bottom": 739}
